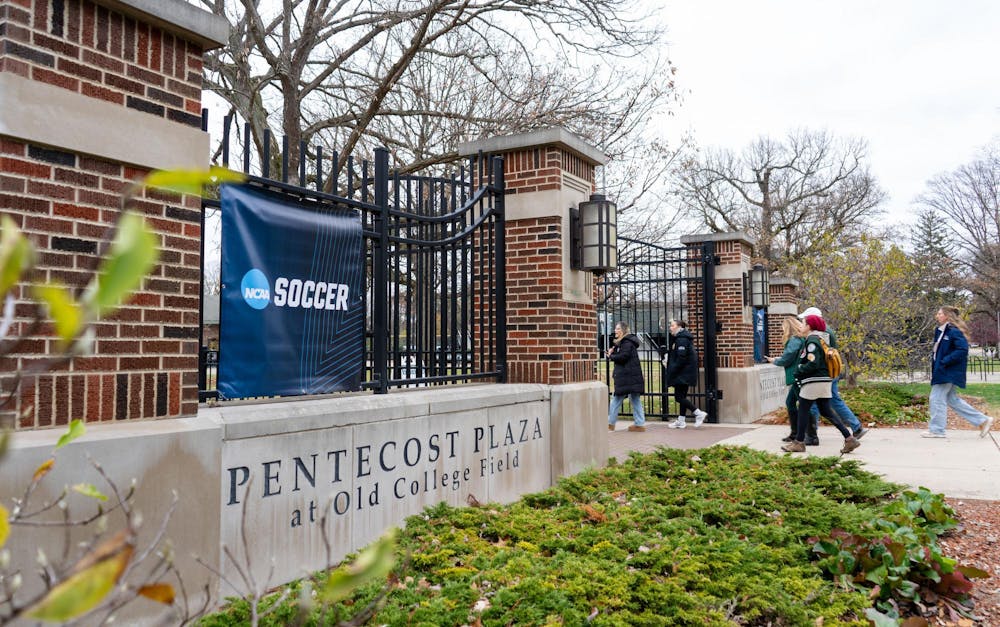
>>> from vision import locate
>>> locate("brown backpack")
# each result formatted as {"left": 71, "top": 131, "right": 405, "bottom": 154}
{"left": 818, "top": 338, "right": 843, "bottom": 380}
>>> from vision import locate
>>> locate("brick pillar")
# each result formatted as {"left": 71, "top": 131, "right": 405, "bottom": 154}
{"left": 459, "top": 129, "right": 605, "bottom": 385}
{"left": 681, "top": 232, "right": 756, "bottom": 369}
{"left": 767, "top": 277, "right": 800, "bottom": 357}
{"left": 680, "top": 231, "right": 785, "bottom": 422}
{"left": 0, "top": 1, "right": 227, "bottom": 429}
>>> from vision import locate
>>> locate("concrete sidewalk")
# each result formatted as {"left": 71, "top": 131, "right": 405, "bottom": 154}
{"left": 608, "top": 421, "right": 1000, "bottom": 501}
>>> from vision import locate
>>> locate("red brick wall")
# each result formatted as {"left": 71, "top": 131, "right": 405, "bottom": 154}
{"left": 0, "top": 0, "right": 204, "bottom": 127}
{"left": 767, "top": 282, "right": 799, "bottom": 358}
{"left": 501, "top": 146, "right": 595, "bottom": 194}
{"left": 504, "top": 217, "right": 597, "bottom": 385}
{"left": 1, "top": 0, "right": 208, "bottom": 429}
{"left": 0, "top": 138, "right": 202, "bottom": 428}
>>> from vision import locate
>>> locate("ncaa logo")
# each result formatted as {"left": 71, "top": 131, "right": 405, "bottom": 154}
{"left": 240, "top": 269, "right": 270, "bottom": 310}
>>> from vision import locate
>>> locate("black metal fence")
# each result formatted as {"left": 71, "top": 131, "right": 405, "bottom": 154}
{"left": 199, "top": 116, "right": 506, "bottom": 401}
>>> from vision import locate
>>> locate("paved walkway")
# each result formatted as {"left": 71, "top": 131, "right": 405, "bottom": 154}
{"left": 609, "top": 421, "right": 1000, "bottom": 501}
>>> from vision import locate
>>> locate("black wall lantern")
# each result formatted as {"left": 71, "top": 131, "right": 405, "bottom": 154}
{"left": 742, "top": 264, "right": 770, "bottom": 307}
{"left": 750, "top": 263, "right": 770, "bottom": 308}
{"left": 570, "top": 193, "right": 618, "bottom": 275}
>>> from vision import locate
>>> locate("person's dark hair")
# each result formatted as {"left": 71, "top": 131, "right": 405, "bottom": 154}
{"left": 672, "top": 320, "right": 687, "bottom": 329}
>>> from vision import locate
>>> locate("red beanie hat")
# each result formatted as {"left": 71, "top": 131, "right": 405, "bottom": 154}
{"left": 804, "top": 314, "right": 826, "bottom": 332}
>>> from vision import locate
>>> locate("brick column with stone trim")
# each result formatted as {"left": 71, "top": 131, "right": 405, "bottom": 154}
{"left": 459, "top": 129, "right": 604, "bottom": 385}
{"left": 0, "top": 0, "right": 227, "bottom": 429}
{"left": 767, "top": 277, "right": 800, "bottom": 358}
{"left": 680, "top": 231, "right": 785, "bottom": 422}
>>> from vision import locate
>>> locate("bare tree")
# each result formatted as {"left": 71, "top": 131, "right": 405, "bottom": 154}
{"left": 916, "top": 143, "right": 1000, "bottom": 319}
{"left": 199, "top": 0, "right": 674, "bottom": 186}
{"left": 671, "top": 129, "right": 886, "bottom": 270}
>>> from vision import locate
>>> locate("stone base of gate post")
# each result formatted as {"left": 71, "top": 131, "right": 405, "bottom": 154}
{"left": 549, "top": 381, "right": 609, "bottom": 481}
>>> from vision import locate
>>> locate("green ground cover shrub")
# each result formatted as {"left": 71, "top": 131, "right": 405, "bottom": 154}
{"left": 839, "top": 382, "right": 999, "bottom": 426}
{"left": 838, "top": 384, "right": 928, "bottom": 426}
{"left": 201, "top": 446, "right": 945, "bottom": 626}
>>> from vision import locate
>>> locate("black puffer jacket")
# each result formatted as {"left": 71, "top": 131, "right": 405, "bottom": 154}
{"left": 609, "top": 334, "right": 644, "bottom": 396}
{"left": 666, "top": 329, "right": 699, "bottom": 387}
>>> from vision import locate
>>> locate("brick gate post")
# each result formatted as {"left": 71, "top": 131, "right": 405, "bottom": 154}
{"left": 680, "top": 231, "right": 785, "bottom": 421}
{"left": 0, "top": 1, "right": 227, "bottom": 428}
{"left": 459, "top": 128, "right": 609, "bottom": 478}
{"left": 767, "top": 277, "right": 800, "bottom": 357}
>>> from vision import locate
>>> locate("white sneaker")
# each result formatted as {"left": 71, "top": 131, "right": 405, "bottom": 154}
{"left": 920, "top": 431, "right": 946, "bottom": 439}
{"left": 667, "top": 416, "right": 686, "bottom": 429}
{"left": 980, "top": 416, "right": 994, "bottom": 439}
{"left": 693, "top": 409, "right": 707, "bottom": 428}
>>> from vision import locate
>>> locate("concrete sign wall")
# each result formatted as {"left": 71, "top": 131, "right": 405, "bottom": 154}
{"left": 213, "top": 388, "right": 554, "bottom": 590}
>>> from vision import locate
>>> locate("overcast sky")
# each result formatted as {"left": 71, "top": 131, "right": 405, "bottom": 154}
{"left": 657, "top": 0, "right": 1000, "bottom": 228}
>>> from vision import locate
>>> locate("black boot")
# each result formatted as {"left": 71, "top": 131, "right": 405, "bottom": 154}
{"left": 805, "top": 415, "right": 819, "bottom": 445}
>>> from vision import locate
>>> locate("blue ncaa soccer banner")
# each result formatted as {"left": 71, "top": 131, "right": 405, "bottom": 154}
{"left": 218, "top": 185, "right": 364, "bottom": 398}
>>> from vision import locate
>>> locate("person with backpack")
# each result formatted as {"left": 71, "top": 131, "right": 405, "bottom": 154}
{"left": 924, "top": 306, "right": 995, "bottom": 438}
{"left": 765, "top": 316, "right": 807, "bottom": 442}
{"left": 782, "top": 315, "right": 861, "bottom": 454}
{"left": 798, "top": 306, "right": 867, "bottom": 445}
{"left": 606, "top": 321, "right": 647, "bottom": 432}
{"left": 665, "top": 319, "right": 708, "bottom": 429}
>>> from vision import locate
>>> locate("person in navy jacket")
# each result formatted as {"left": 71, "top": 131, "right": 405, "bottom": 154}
{"left": 924, "top": 306, "right": 995, "bottom": 438}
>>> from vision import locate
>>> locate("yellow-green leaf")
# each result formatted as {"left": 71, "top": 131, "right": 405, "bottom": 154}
{"left": 33, "top": 283, "right": 83, "bottom": 344}
{"left": 0, "top": 503, "right": 9, "bottom": 549}
{"left": 137, "top": 582, "right": 175, "bottom": 605}
{"left": 89, "top": 213, "right": 158, "bottom": 314}
{"left": 24, "top": 544, "right": 133, "bottom": 622}
{"left": 321, "top": 528, "right": 396, "bottom": 604}
{"left": 55, "top": 420, "right": 85, "bottom": 450}
{"left": 144, "top": 167, "right": 245, "bottom": 196}
{"left": 33, "top": 458, "right": 55, "bottom": 482}
{"left": 1, "top": 215, "right": 35, "bottom": 298}
{"left": 72, "top": 483, "right": 107, "bottom": 502}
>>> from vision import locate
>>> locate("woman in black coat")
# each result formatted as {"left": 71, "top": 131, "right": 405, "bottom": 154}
{"left": 665, "top": 320, "right": 707, "bottom": 428}
{"left": 606, "top": 321, "right": 646, "bottom": 432}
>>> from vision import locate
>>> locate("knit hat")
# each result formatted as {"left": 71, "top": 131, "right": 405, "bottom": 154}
{"left": 803, "top": 314, "right": 826, "bottom": 332}
{"left": 798, "top": 306, "right": 822, "bottom": 320}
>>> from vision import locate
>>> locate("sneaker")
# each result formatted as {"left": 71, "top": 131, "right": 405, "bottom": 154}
{"left": 805, "top": 438, "right": 820, "bottom": 446}
{"left": 853, "top": 427, "right": 868, "bottom": 439}
{"left": 627, "top": 425, "right": 646, "bottom": 432}
{"left": 781, "top": 434, "right": 795, "bottom": 442}
{"left": 920, "top": 431, "right": 946, "bottom": 439}
{"left": 980, "top": 416, "right": 994, "bottom": 438}
{"left": 840, "top": 436, "right": 860, "bottom": 454}
{"left": 608, "top": 424, "right": 615, "bottom": 431}
{"left": 693, "top": 409, "right": 708, "bottom": 427}
{"left": 667, "top": 417, "right": 686, "bottom": 429}
{"left": 781, "top": 441, "right": 806, "bottom": 453}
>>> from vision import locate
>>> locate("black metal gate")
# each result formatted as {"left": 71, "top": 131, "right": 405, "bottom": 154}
{"left": 597, "top": 237, "right": 720, "bottom": 422}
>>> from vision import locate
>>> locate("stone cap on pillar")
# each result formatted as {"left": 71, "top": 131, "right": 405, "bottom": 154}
{"left": 680, "top": 231, "right": 756, "bottom": 249}
{"left": 102, "top": 0, "right": 229, "bottom": 49}
{"left": 457, "top": 127, "right": 608, "bottom": 166}
{"left": 769, "top": 277, "right": 799, "bottom": 289}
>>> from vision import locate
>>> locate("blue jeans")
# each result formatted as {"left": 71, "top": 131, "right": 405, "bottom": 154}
{"left": 810, "top": 378, "right": 862, "bottom": 432}
{"left": 928, "top": 383, "right": 989, "bottom": 435}
{"left": 609, "top": 393, "right": 645, "bottom": 427}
